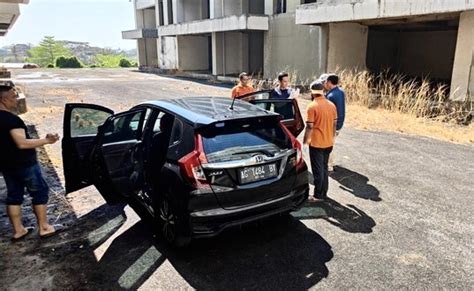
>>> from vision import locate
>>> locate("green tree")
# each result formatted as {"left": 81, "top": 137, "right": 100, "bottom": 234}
{"left": 27, "top": 36, "right": 72, "bottom": 67}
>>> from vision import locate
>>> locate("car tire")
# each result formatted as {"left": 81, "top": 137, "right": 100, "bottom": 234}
{"left": 156, "top": 195, "right": 191, "bottom": 248}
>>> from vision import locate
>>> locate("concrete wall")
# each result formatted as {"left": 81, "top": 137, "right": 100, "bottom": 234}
{"left": 177, "top": 0, "right": 209, "bottom": 23}
{"left": 264, "top": 13, "right": 326, "bottom": 82}
{"left": 213, "top": 0, "right": 244, "bottom": 18}
{"left": 143, "top": 8, "right": 157, "bottom": 28}
{"left": 249, "top": 0, "right": 264, "bottom": 14}
{"left": 296, "top": 0, "right": 474, "bottom": 24}
{"left": 287, "top": 0, "right": 302, "bottom": 13}
{"left": 177, "top": 35, "right": 210, "bottom": 71}
{"left": 138, "top": 38, "right": 159, "bottom": 67}
{"left": 212, "top": 31, "right": 249, "bottom": 75}
{"left": 367, "top": 29, "right": 457, "bottom": 80}
{"left": 248, "top": 31, "right": 264, "bottom": 75}
{"left": 326, "top": 22, "right": 368, "bottom": 72}
{"left": 136, "top": 0, "right": 155, "bottom": 10}
{"left": 145, "top": 38, "right": 158, "bottom": 66}
{"left": 451, "top": 10, "right": 474, "bottom": 101}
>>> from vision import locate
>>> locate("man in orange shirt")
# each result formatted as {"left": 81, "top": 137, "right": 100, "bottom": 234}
{"left": 231, "top": 72, "right": 254, "bottom": 98}
{"left": 303, "top": 81, "right": 337, "bottom": 201}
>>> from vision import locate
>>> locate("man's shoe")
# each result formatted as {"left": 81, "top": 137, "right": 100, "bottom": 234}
{"left": 11, "top": 227, "right": 34, "bottom": 243}
{"left": 308, "top": 196, "right": 325, "bottom": 203}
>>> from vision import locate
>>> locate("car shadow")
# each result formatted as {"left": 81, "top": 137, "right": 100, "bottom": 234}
{"left": 293, "top": 198, "right": 376, "bottom": 234}
{"left": 160, "top": 216, "right": 333, "bottom": 290}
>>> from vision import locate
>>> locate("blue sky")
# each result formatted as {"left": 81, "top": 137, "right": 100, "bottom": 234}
{"left": 1, "top": 0, "right": 137, "bottom": 49}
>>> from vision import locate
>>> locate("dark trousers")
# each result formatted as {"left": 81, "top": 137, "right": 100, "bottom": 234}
{"left": 309, "top": 146, "right": 333, "bottom": 198}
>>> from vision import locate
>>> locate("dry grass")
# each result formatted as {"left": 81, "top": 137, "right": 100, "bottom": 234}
{"left": 298, "top": 97, "right": 473, "bottom": 144}
{"left": 291, "top": 69, "right": 473, "bottom": 144}
{"left": 338, "top": 70, "right": 472, "bottom": 125}
{"left": 345, "top": 104, "right": 474, "bottom": 144}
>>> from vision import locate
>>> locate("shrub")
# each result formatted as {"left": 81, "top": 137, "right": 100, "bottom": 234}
{"left": 47, "top": 63, "right": 55, "bottom": 68}
{"left": 119, "top": 58, "right": 132, "bottom": 68}
{"left": 90, "top": 64, "right": 97, "bottom": 68}
{"left": 56, "top": 56, "right": 83, "bottom": 68}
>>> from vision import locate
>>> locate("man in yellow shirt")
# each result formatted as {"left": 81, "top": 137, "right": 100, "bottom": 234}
{"left": 303, "top": 81, "right": 337, "bottom": 201}
{"left": 231, "top": 72, "right": 254, "bottom": 98}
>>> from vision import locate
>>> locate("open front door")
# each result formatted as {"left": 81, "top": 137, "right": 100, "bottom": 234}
{"left": 62, "top": 103, "right": 113, "bottom": 195}
{"left": 239, "top": 90, "right": 305, "bottom": 137}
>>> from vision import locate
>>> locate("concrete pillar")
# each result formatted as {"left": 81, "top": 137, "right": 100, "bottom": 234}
{"left": 264, "top": 0, "right": 276, "bottom": 15}
{"left": 172, "top": 0, "right": 179, "bottom": 23}
{"left": 137, "top": 39, "right": 147, "bottom": 66}
{"left": 212, "top": 32, "right": 223, "bottom": 75}
{"left": 241, "top": 33, "right": 249, "bottom": 73}
{"left": 210, "top": 0, "right": 216, "bottom": 18}
{"left": 135, "top": 8, "right": 145, "bottom": 29}
{"left": 326, "top": 22, "right": 368, "bottom": 72}
{"left": 450, "top": 10, "right": 474, "bottom": 101}
{"left": 160, "top": 37, "right": 179, "bottom": 69}
{"left": 213, "top": 0, "right": 223, "bottom": 18}
{"left": 162, "top": 0, "right": 170, "bottom": 24}
{"left": 155, "top": 0, "right": 160, "bottom": 26}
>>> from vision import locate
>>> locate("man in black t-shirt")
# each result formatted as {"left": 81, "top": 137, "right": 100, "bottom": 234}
{"left": 0, "top": 85, "right": 61, "bottom": 241}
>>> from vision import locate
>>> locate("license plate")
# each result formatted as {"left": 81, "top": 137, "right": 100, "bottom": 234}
{"left": 239, "top": 163, "right": 278, "bottom": 184}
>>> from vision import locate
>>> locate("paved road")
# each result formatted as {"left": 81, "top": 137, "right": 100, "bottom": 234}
{"left": 0, "top": 69, "right": 473, "bottom": 290}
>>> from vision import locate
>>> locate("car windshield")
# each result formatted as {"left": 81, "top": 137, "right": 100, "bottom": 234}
{"left": 201, "top": 119, "right": 292, "bottom": 163}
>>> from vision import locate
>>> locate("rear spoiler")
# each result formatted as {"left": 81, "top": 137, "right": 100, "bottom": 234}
{"left": 195, "top": 114, "right": 282, "bottom": 133}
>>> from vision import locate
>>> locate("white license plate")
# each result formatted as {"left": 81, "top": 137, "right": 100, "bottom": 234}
{"left": 239, "top": 163, "right": 278, "bottom": 184}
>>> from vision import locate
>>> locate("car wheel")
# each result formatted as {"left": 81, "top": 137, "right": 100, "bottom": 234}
{"left": 157, "top": 196, "right": 191, "bottom": 248}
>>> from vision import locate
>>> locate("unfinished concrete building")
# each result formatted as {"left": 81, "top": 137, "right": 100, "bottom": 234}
{"left": 122, "top": 0, "right": 327, "bottom": 79}
{"left": 296, "top": 0, "right": 474, "bottom": 101}
{"left": 123, "top": 0, "right": 473, "bottom": 100}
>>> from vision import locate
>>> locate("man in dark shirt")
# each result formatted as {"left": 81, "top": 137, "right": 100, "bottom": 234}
{"left": 271, "top": 71, "right": 298, "bottom": 99}
{"left": 270, "top": 72, "right": 300, "bottom": 119}
{"left": 0, "top": 85, "right": 60, "bottom": 241}
{"left": 322, "top": 74, "right": 346, "bottom": 171}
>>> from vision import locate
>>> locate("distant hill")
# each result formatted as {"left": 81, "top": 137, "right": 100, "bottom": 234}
{"left": 0, "top": 41, "right": 137, "bottom": 65}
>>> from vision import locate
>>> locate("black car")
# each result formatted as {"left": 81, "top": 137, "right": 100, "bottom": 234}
{"left": 62, "top": 95, "right": 309, "bottom": 246}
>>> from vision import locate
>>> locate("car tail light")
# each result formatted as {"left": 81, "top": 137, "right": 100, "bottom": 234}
{"left": 280, "top": 122, "right": 304, "bottom": 169}
{"left": 178, "top": 134, "right": 210, "bottom": 189}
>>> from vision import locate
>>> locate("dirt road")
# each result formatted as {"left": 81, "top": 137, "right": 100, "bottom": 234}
{"left": 0, "top": 68, "right": 472, "bottom": 290}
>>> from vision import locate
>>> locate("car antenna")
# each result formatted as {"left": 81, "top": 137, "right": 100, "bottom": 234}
{"left": 229, "top": 96, "right": 237, "bottom": 110}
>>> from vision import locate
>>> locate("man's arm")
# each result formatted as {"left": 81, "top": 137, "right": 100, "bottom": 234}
{"left": 10, "top": 129, "right": 59, "bottom": 149}
{"left": 303, "top": 122, "right": 313, "bottom": 145}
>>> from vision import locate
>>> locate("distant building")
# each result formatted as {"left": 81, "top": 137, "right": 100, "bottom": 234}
{"left": 123, "top": 0, "right": 473, "bottom": 101}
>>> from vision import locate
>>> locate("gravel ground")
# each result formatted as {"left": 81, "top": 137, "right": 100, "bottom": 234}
{"left": 0, "top": 68, "right": 472, "bottom": 290}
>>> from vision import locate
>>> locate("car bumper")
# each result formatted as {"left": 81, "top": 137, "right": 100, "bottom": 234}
{"left": 189, "top": 183, "right": 309, "bottom": 238}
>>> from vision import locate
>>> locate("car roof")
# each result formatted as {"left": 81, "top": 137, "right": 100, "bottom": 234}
{"left": 140, "top": 97, "right": 278, "bottom": 127}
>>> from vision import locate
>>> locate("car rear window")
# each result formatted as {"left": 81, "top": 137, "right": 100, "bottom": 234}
{"left": 200, "top": 118, "right": 292, "bottom": 163}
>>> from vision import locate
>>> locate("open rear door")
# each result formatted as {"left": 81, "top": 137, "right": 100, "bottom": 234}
{"left": 239, "top": 90, "right": 305, "bottom": 137}
{"left": 62, "top": 103, "right": 113, "bottom": 194}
